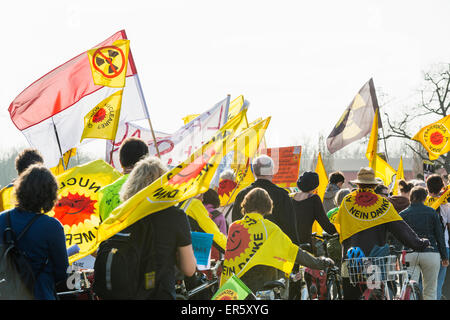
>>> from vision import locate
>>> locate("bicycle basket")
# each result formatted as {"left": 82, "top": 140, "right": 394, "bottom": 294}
{"left": 345, "top": 255, "right": 396, "bottom": 285}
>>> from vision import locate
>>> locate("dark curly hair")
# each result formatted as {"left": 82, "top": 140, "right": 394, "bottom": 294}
{"left": 15, "top": 148, "right": 44, "bottom": 175}
{"left": 14, "top": 164, "right": 58, "bottom": 213}
{"left": 241, "top": 188, "right": 273, "bottom": 216}
{"left": 398, "top": 179, "right": 414, "bottom": 194}
{"left": 202, "top": 189, "right": 221, "bottom": 209}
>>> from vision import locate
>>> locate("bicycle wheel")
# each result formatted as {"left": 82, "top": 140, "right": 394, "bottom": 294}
{"left": 403, "top": 282, "right": 422, "bottom": 300}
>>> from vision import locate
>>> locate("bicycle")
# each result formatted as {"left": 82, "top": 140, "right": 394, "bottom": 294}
{"left": 345, "top": 247, "right": 422, "bottom": 300}
{"left": 307, "top": 232, "right": 343, "bottom": 300}
{"left": 57, "top": 268, "right": 98, "bottom": 300}
{"left": 175, "top": 259, "right": 223, "bottom": 300}
{"left": 388, "top": 247, "right": 422, "bottom": 300}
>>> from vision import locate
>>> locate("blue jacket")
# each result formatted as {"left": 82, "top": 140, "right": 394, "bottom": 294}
{"left": 0, "top": 208, "right": 69, "bottom": 299}
{"left": 400, "top": 203, "right": 448, "bottom": 260}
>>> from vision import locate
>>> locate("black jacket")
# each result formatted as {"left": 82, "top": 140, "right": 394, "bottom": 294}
{"left": 231, "top": 179, "right": 299, "bottom": 244}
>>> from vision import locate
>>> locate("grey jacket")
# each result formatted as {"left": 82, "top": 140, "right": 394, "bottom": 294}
{"left": 323, "top": 183, "right": 340, "bottom": 213}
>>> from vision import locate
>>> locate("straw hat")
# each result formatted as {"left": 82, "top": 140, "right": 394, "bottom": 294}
{"left": 350, "top": 167, "right": 380, "bottom": 185}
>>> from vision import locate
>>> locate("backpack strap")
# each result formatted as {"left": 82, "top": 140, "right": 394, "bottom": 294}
{"left": 4, "top": 211, "right": 47, "bottom": 278}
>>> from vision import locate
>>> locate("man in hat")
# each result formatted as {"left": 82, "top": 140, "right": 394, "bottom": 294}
{"left": 231, "top": 155, "right": 299, "bottom": 244}
{"left": 333, "top": 167, "right": 431, "bottom": 299}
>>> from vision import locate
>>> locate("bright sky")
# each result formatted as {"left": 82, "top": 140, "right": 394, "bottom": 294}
{"left": 2, "top": 0, "right": 450, "bottom": 158}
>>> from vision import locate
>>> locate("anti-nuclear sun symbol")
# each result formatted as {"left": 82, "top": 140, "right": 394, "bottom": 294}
{"left": 53, "top": 192, "right": 97, "bottom": 227}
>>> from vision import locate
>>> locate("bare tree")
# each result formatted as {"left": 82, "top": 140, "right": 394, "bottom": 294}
{"left": 384, "top": 63, "right": 450, "bottom": 172}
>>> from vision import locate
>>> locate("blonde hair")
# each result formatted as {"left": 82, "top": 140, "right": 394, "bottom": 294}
{"left": 119, "top": 156, "right": 167, "bottom": 202}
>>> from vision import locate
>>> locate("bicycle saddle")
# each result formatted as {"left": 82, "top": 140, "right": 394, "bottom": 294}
{"left": 262, "top": 279, "right": 286, "bottom": 290}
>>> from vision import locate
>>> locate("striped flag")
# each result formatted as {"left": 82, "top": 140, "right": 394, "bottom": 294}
{"left": 9, "top": 30, "right": 149, "bottom": 168}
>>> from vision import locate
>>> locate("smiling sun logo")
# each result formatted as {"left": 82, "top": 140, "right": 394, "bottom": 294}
{"left": 53, "top": 192, "right": 97, "bottom": 227}
{"left": 224, "top": 223, "right": 252, "bottom": 261}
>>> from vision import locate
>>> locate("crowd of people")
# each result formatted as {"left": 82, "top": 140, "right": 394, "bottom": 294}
{"left": 0, "top": 138, "right": 449, "bottom": 301}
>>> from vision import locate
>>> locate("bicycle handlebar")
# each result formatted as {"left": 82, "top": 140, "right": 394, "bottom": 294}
{"left": 311, "top": 232, "right": 339, "bottom": 241}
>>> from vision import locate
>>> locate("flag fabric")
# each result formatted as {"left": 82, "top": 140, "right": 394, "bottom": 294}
{"left": 179, "top": 198, "right": 227, "bottom": 252}
{"left": 391, "top": 157, "right": 405, "bottom": 196}
{"left": 0, "top": 184, "right": 14, "bottom": 212}
{"left": 412, "top": 115, "right": 450, "bottom": 161}
{"left": 315, "top": 152, "right": 328, "bottom": 200}
{"left": 87, "top": 39, "right": 130, "bottom": 88}
{"left": 47, "top": 160, "right": 122, "bottom": 264}
{"left": 84, "top": 112, "right": 269, "bottom": 262}
{"left": 369, "top": 154, "right": 396, "bottom": 188}
{"left": 226, "top": 95, "right": 247, "bottom": 122}
{"left": 218, "top": 161, "right": 255, "bottom": 208}
{"left": 333, "top": 188, "right": 402, "bottom": 242}
{"left": 312, "top": 152, "right": 328, "bottom": 235}
{"left": 106, "top": 96, "right": 230, "bottom": 169}
{"left": 212, "top": 275, "right": 253, "bottom": 300}
{"left": 49, "top": 148, "right": 77, "bottom": 176}
{"left": 425, "top": 186, "right": 450, "bottom": 210}
{"left": 9, "top": 30, "right": 148, "bottom": 168}
{"left": 366, "top": 108, "right": 379, "bottom": 162}
{"left": 327, "top": 78, "right": 380, "bottom": 154}
{"left": 220, "top": 213, "right": 298, "bottom": 287}
{"left": 80, "top": 90, "right": 123, "bottom": 142}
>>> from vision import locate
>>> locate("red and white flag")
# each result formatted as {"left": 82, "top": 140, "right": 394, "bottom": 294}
{"left": 9, "top": 30, "right": 149, "bottom": 168}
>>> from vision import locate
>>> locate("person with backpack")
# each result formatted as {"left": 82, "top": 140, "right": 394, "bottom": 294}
{"left": 94, "top": 156, "right": 196, "bottom": 300}
{"left": 0, "top": 164, "right": 69, "bottom": 300}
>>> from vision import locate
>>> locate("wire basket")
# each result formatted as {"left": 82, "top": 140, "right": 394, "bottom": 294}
{"left": 345, "top": 255, "right": 397, "bottom": 285}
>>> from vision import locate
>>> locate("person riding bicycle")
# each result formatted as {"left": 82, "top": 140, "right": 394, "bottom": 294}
{"left": 222, "top": 187, "right": 334, "bottom": 294}
{"left": 333, "top": 167, "right": 430, "bottom": 300}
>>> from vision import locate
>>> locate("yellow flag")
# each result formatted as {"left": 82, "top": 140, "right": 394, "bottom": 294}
{"left": 90, "top": 111, "right": 269, "bottom": 260}
{"left": 80, "top": 90, "right": 123, "bottom": 142}
{"left": 87, "top": 39, "right": 130, "bottom": 88}
{"left": 221, "top": 213, "right": 298, "bottom": 286}
{"left": 0, "top": 184, "right": 14, "bottom": 212}
{"left": 334, "top": 188, "right": 402, "bottom": 242}
{"left": 180, "top": 198, "right": 227, "bottom": 251}
{"left": 312, "top": 152, "right": 328, "bottom": 235}
{"left": 412, "top": 115, "right": 450, "bottom": 161}
{"left": 369, "top": 154, "right": 396, "bottom": 187}
{"left": 46, "top": 160, "right": 122, "bottom": 264}
{"left": 391, "top": 157, "right": 405, "bottom": 196}
{"left": 227, "top": 95, "right": 245, "bottom": 121}
{"left": 366, "top": 109, "right": 379, "bottom": 161}
{"left": 425, "top": 186, "right": 450, "bottom": 209}
{"left": 50, "top": 148, "right": 77, "bottom": 176}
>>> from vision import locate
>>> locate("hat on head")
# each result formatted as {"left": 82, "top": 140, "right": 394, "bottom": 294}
{"left": 351, "top": 167, "right": 379, "bottom": 185}
{"left": 297, "top": 171, "right": 319, "bottom": 192}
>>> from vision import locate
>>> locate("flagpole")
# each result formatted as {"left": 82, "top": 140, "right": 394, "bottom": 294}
{"left": 379, "top": 109, "right": 389, "bottom": 161}
{"left": 51, "top": 118, "right": 67, "bottom": 171}
{"left": 134, "top": 73, "right": 161, "bottom": 158}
